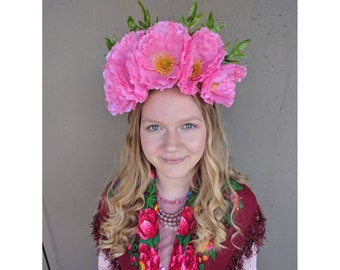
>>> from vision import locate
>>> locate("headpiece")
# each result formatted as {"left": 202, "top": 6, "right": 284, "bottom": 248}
{"left": 103, "top": 1, "right": 250, "bottom": 115}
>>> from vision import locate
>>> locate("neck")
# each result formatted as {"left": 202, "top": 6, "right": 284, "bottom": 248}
{"left": 156, "top": 174, "right": 191, "bottom": 201}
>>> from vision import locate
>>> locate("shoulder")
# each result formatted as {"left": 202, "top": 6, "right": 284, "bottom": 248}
{"left": 231, "top": 182, "right": 265, "bottom": 231}
{"left": 232, "top": 181, "right": 266, "bottom": 248}
{"left": 222, "top": 182, "right": 266, "bottom": 269}
{"left": 91, "top": 178, "right": 118, "bottom": 245}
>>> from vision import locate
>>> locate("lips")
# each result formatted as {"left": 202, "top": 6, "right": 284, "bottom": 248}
{"left": 160, "top": 156, "right": 187, "bottom": 165}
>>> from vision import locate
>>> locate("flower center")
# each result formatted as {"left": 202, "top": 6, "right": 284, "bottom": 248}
{"left": 190, "top": 60, "right": 203, "bottom": 78}
{"left": 139, "top": 261, "right": 146, "bottom": 270}
{"left": 211, "top": 82, "right": 220, "bottom": 91}
{"left": 154, "top": 54, "right": 175, "bottom": 75}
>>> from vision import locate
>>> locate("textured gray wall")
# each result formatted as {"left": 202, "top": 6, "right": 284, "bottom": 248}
{"left": 43, "top": 0, "right": 296, "bottom": 269}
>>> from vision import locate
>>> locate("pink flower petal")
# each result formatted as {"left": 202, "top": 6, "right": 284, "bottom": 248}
{"left": 200, "top": 64, "right": 247, "bottom": 108}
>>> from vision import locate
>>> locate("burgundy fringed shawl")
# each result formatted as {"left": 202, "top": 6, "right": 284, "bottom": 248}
{"left": 91, "top": 182, "right": 266, "bottom": 270}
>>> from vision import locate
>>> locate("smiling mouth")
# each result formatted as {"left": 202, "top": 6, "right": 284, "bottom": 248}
{"left": 160, "top": 157, "right": 187, "bottom": 165}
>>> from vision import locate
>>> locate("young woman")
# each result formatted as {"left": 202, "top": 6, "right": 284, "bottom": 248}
{"left": 91, "top": 2, "right": 266, "bottom": 269}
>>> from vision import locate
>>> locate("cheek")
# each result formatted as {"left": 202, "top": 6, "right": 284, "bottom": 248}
{"left": 185, "top": 131, "right": 207, "bottom": 156}
{"left": 140, "top": 131, "right": 158, "bottom": 159}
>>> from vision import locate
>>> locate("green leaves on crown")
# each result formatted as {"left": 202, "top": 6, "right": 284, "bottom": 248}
{"left": 104, "top": 0, "right": 250, "bottom": 64}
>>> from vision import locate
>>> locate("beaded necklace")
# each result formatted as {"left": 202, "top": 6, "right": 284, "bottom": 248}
{"left": 157, "top": 188, "right": 189, "bottom": 230}
{"left": 158, "top": 204, "right": 184, "bottom": 231}
{"left": 156, "top": 189, "right": 188, "bottom": 205}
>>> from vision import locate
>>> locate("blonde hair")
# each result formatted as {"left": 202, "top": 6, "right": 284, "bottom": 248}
{"left": 98, "top": 90, "right": 247, "bottom": 257}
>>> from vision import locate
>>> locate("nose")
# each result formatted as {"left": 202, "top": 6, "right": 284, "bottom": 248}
{"left": 163, "top": 130, "right": 181, "bottom": 152}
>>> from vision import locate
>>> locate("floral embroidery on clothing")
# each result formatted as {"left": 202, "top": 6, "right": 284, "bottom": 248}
{"left": 126, "top": 174, "right": 244, "bottom": 270}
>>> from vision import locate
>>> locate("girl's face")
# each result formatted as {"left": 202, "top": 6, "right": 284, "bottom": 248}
{"left": 140, "top": 87, "right": 207, "bottom": 183}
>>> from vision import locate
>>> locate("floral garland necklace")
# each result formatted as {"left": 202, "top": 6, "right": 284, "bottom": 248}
{"left": 126, "top": 173, "right": 244, "bottom": 270}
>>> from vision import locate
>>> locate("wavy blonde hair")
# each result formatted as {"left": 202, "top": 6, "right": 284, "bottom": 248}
{"left": 98, "top": 89, "right": 247, "bottom": 257}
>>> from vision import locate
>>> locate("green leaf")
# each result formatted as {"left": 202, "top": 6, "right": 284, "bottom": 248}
{"left": 224, "top": 39, "right": 250, "bottom": 63}
{"left": 190, "top": 12, "right": 204, "bottom": 27}
{"left": 183, "top": 235, "right": 190, "bottom": 245}
{"left": 178, "top": 14, "right": 185, "bottom": 24}
{"left": 207, "top": 12, "right": 215, "bottom": 30}
{"left": 223, "top": 59, "right": 239, "bottom": 64}
{"left": 104, "top": 35, "right": 117, "bottom": 51}
{"left": 145, "top": 10, "right": 151, "bottom": 25}
{"left": 214, "top": 24, "right": 224, "bottom": 32}
{"left": 147, "top": 180, "right": 156, "bottom": 194}
{"left": 199, "top": 264, "right": 205, "bottom": 270}
{"left": 230, "top": 178, "right": 243, "bottom": 191}
{"left": 185, "top": 192, "right": 195, "bottom": 206}
{"left": 187, "top": 0, "right": 198, "bottom": 22}
{"left": 224, "top": 41, "right": 230, "bottom": 51}
{"left": 146, "top": 238, "right": 153, "bottom": 247}
{"left": 145, "top": 196, "right": 156, "bottom": 208}
{"left": 210, "top": 249, "right": 217, "bottom": 260}
{"left": 138, "top": 20, "right": 148, "bottom": 29}
{"left": 127, "top": 16, "right": 136, "bottom": 31}
{"left": 138, "top": 1, "right": 150, "bottom": 27}
{"left": 153, "top": 234, "right": 160, "bottom": 245}
{"left": 111, "top": 35, "right": 117, "bottom": 44}
{"left": 138, "top": 1, "right": 147, "bottom": 18}
{"left": 235, "top": 39, "right": 251, "bottom": 52}
{"left": 177, "top": 235, "right": 183, "bottom": 245}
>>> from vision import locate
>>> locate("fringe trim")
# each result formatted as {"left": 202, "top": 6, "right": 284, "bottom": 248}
{"left": 90, "top": 182, "right": 121, "bottom": 270}
{"left": 226, "top": 206, "right": 266, "bottom": 270}
{"left": 91, "top": 212, "right": 122, "bottom": 270}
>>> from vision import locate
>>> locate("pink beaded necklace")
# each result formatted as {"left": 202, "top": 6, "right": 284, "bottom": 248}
{"left": 156, "top": 189, "right": 189, "bottom": 231}
{"left": 156, "top": 189, "right": 188, "bottom": 205}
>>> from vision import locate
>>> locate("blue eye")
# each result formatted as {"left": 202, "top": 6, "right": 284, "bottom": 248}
{"left": 147, "top": 124, "right": 160, "bottom": 131}
{"left": 183, "top": 123, "right": 195, "bottom": 129}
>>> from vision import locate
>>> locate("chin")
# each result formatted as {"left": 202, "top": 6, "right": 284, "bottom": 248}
{"left": 157, "top": 166, "right": 195, "bottom": 181}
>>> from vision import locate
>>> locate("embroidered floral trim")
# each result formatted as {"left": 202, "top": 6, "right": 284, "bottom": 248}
{"left": 126, "top": 174, "right": 244, "bottom": 270}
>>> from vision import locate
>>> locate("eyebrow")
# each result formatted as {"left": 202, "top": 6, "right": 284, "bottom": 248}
{"left": 141, "top": 116, "right": 204, "bottom": 124}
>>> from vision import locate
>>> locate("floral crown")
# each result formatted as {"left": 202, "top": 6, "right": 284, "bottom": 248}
{"left": 103, "top": 1, "right": 250, "bottom": 115}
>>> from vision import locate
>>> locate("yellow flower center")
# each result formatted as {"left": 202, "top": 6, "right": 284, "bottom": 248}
{"left": 139, "top": 261, "right": 145, "bottom": 270}
{"left": 154, "top": 54, "right": 175, "bottom": 75}
{"left": 211, "top": 82, "right": 220, "bottom": 91}
{"left": 190, "top": 60, "right": 203, "bottom": 78}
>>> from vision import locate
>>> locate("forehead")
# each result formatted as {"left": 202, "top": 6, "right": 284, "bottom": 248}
{"left": 141, "top": 88, "right": 204, "bottom": 122}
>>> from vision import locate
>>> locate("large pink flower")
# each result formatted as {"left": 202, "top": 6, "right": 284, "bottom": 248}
{"left": 200, "top": 64, "right": 247, "bottom": 108}
{"left": 169, "top": 240, "right": 184, "bottom": 270}
{"left": 137, "top": 208, "right": 159, "bottom": 240}
{"left": 178, "top": 27, "right": 226, "bottom": 95}
{"left": 139, "top": 243, "right": 159, "bottom": 270}
{"left": 182, "top": 245, "right": 199, "bottom": 270}
{"left": 103, "top": 30, "right": 146, "bottom": 115}
{"left": 128, "top": 21, "right": 190, "bottom": 91}
{"left": 178, "top": 206, "right": 195, "bottom": 235}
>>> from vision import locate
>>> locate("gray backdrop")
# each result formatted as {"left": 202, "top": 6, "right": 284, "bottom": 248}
{"left": 43, "top": 0, "right": 297, "bottom": 269}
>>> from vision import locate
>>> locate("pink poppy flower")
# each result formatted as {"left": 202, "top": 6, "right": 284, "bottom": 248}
{"left": 137, "top": 208, "right": 159, "bottom": 240}
{"left": 103, "top": 30, "right": 146, "bottom": 115}
{"left": 200, "top": 64, "right": 247, "bottom": 107}
{"left": 139, "top": 243, "right": 159, "bottom": 270}
{"left": 178, "top": 206, "right": 195, "bottom": 235}
{"left": 128, "top": 21, "right": 190, "bottom": 91}
{"left": 169, "top": 241, "right": 184, "bottom": 270}
{"left": 178, "top": 27, "right": 226, "bottom": 95}
{"left": 182, "top": 245, "right": 199, "bottom": 270}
